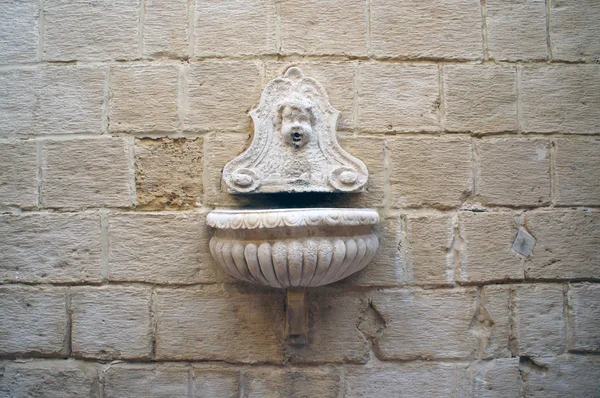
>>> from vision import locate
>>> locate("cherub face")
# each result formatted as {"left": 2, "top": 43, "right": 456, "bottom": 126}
{"left": 280, "top": 104, "right": 313, "bottom": 148}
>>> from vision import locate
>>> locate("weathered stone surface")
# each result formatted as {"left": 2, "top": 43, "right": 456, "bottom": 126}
{"left": 0, "top": 141, "right": 37, "bottom": 207}
{"left": 521, "top": 355, "right": 600, "bottom": 397}
{"left": 388, "top": 137, "right": 473, "bottom": 208}
{"left": 135, "top": 138, "right": 203, "bottom": 209}
{"left": 40, "top": 138, "right": 134, "bottom": 208}
{"left": 108, "top": 212, "right": 217, "bottom": 284}
{"left": 479, "top": 286, "right": 512, "bottom": 359}
{"left": 459, "top": 212, "right": 524, "bottom": 282}
{"left": 0, "top": 286, "right": 68, "bottom": 356}
{"left": 477, "top": 139, "right": 551, "bottom": 206}
{"left": 513, "top": 284, "right": 566, "bottom": 356}
{"left": 486, "top": 0, "right": 548, "bottom": 61}
{"left": 521, "top": 65, "right": 600, "bottom": 134}
{"left": 444, "top": 65, "right": 517, "bottom": 133}
{"left": 555, "top": 138, "right": 600, "bottom": 206}
{"left": 568, "top": 283, "right": 600, "bottom": 352}
{"left": 371, "top": 0, "right": 482, "bottom": 60}
{"left": 525, "top": 210, "right": 600, "bottom": 279}
{"left": 143, "top": 0, "right": 188, "bottom": 58}
{"left": 104, "top": 363, "right": 189, "bottom": 398}
{"left": 193, "top": 364, "right": 239, "bottom": 398}
{"left": 185, "top": 62, "right": 262, "bottom": 131}
{"left": 550, "top": 0, "right": 600, "bottom": 62}
{"left": 109, "top": 65, "right": 179, "bottom": 133}
{"left": 357, "top": 63, "right": 439, "bottom": 132}
{"left": 0, "top": 359, "right": 100, "bottom": 398}
{"left": 155, "top": 286, "right": 284, "bottom": 363}
{"left": 43, "top": 0, "right": 140, "bottom": 61}
{"left": 244, "top": 367, "right": 341, "bottom": 398}
{"left": 70, "top": 286, "right": 153, "bottom": 360}
{"left": 194, "top": 0, "right": 276, "bottom": 57}
{"left": 463, "top": 358, "right": 521, "bottom": 397}
{"left": 0, "top": 66, "right": 105, "bottom": 136}
{"left": 0, "top": 0, "right": 38, "bottom": 64}
{"left": 279, "top": 0, "right": 366, "bottom": 56}
{"left": 0, "top": 213, "right": 102, "bottom": 283}
{"left": 372, "top": 288, "right": 478, "bottom": 359}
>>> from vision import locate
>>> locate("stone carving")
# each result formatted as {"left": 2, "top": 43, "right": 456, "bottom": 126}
{"left": 223, "top": 67, "right": 369, "bottom": 194}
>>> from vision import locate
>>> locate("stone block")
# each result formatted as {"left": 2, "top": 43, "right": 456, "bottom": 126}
{"left": 109, "top": 64, "right": 179, "bottom": 133}
{"left": 568, "top": 283, "right": 600, "bottom": 352}
{"left": 0, "top": 286, "right": 68, "bottom": 356}
{"left": 0, "top": 66, "right": 105, "bottom": 136}
{"left": 40, "top": 138, "right": 134, "bottom": 208}
{"left": 513, "top": 284, "right": 566, "bottom": 356}
{"left": 279, "top": 0, "right": 366, "bottom": 56}
{"left": 486, "top": 0, "right": 548, "bottom": 61}
{"left": 194, "top": 0, "right": 277, "bottom": 57}
{"left": 550, "top": 0, "right": 600, "bottom": 62}
{"left": 0, "top": 213, "right": 102, "bottom": 283}
{"left": 521, "top": 65, "right": 600, "bottom": 134}
{"left": 70, "top": 286, "right": 153, "bottom": 360}
{"left": 464, "top": 358, "right": 521, "bottom": 397}
{"left": 43, "top": 0, "right": 140, "bottom": 61}
{"left": 480, "top": 286, "right": 512, "bottom": 359}
{"left": 444, "top": 65, "right": 517, "bottom": 133}
{"left": 459, "top": 212, "right": 524, "bottom": 282}
{"left": 0, "top": 0, "right": 38, "bottom": 64}
{"left": 244, "top": 367, "right": 341, "bottom": 398}
{"left": 155, "top": 285, "right": 284, "bottom": 363}
{"left": 525, "top": 210, "right": 600, "bottom": 280}
{"left": 555, "top": 138, "right": 600, "bottom": 206}
{"left": 143, "top": 0, "right": 188, "bottom": 58}
{"left": 370, "top": 0, "right": 483, "bottom": 60}
{"left": 185, "top": 62, "right": 262, "bottom": 131}
{"left": 388, "top": 137, "right": 473, "bottom": 208}
{"left": 372, "top": 288, "right": 478, "bottom": 360}
{"left": 104, "top": 363, "right": 189, "bottom": 398}
{"left": 193, "top": 364, "right": 240, "bottom": 398}
{"left": 477, "top": 138, "right": 551, "bottom": 206}
{"left": 0, "top": 359, "right": 100, "bottom": 398}
{"left": 0, "top": 141, "right": 37, "bottom": 207}
{"left": 357, "top": 63, "right": 439, "bottom": 132}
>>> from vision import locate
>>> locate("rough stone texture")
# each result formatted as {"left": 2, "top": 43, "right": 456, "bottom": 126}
{"left": 134, "top": 138, "right": 203, "bottom": 209}
{"left": 444, "top": 66, "right": 517, "bottom": 133}
{"left": 244, "top": 367, "right": 341, "bottom": 398}
{"left": 555, "top": 138, "right": 600, "bottom": 206}
{"left": 388, "top": 137, "right": 473, "bottom": 208}
{"left": 486, "top": 0, "right": 548, "bottom": 61}
{"left": 185, "top": 62, "right": 262, "bottom": 131}
{"left": 525, "top": 210, "right": 600, "bottom": 280}
{"left": 108, "top": 212, "right": 217, "bottom": 284}
{"left": 109, "top": 64, "right": 179, "bottom": 133}
{"left": 0, "top": 213, "right": 102, "bottom": 283}
{"left": 143, "top": 0, "right": 188, "bottom": 58}
{"left": 357, "top": 63, "right": 439, "bottom": 132}
{"left": 521, "top": 355, "right": 600, "bottom": 397}
{"left": 477, "top": 139, "right": 551, "bottom": 206}
{"left": 40, "top": 138, "right": 134, "bottom": 208}
{"left": 279, "top": 0, "right": 366, "bottom": 56}
{"left": 43, "top": 0, "right": 140, "bottom": 61}
{"left": 193, "top": 365, "right": 240, "bottom": 398}
{"left": 0, "top": 141, "right": 37, "bottom": 208}
{"left": 459, "top": 212, "right": 524, "bottom": 282}
{"left": 479, "top": 285, "right": 512, "bottom": 359}
{"left": 371, "top": 0, "right": 483, "bottom": 60}
{"left": 464, "top": 358, "right": 521, "bottom": 397}
{"left": 550, "top": 0, "right": 600, "bottom": 62}
{"left": 70, "top": 286, "right": 153, "bottom": 360}
{"left": 103, "top": 363, "right": 189, "bottom": 398}
{"left": 568, "top": 283, "right": 600, "bottom": 352}
{"left": 513, "top": 284, "right": 566, "bottom": 356}
{"left": 0, "top": 0, "right": 38, "bottom": 64}
{"left": 0, "top": 359, "right": 100, "bottom": 398}
{"left": 0, "top": 286, "right": 68, "bottom": 356}
{"left": 0, "top": 66, "right": 106, "bottom": 136}
{"left": 155, "top": 286, "right": 284, "bottom": 363}
{"left": 521, "top": 65, "right": 600, "bottom": 134}
{"left": 194, "top": 0, "right": 277, "bottom": 57}
{"left": 372, "top": 288, "right": 478, "bottom": 360}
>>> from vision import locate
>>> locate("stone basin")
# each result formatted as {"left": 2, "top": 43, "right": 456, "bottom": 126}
{"left": 207, "top": 208, "right": 380, "bottom": 288}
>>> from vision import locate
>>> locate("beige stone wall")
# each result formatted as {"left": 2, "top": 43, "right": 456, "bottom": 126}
{"left": 1, "top": 0, "right": 599, "bottom": 396}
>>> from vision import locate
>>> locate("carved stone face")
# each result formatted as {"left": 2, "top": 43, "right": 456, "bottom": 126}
{"left": 280, "top": 104, "right": 312, "bottom": 148}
